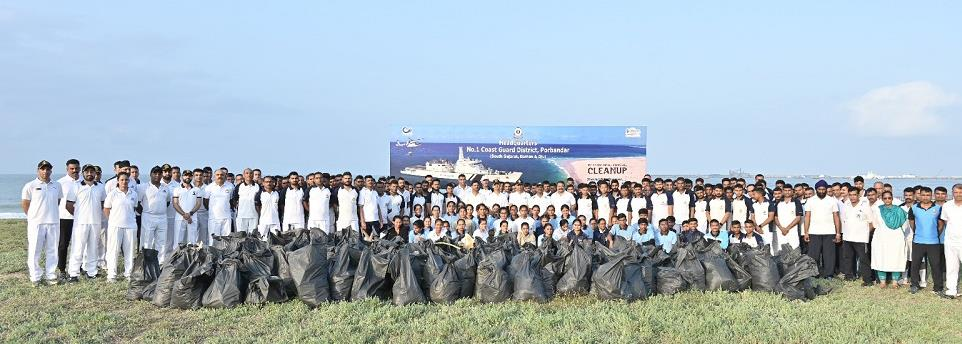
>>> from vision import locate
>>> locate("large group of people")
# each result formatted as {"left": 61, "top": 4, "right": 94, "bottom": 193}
{"left": 20, "top": 159, "right": 962, "bottom": 299}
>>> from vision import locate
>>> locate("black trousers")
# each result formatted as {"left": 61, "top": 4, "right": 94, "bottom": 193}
{"left": 911, "top": 243, "right": 945, "bottom": 291}
{"left": 363, "top": 221, "right": 380, "bottom": 238}
{"left": 807, "top": 234, "right": 837, "bottom": 278}
{"left": 841, "top": 240, "right": 871, "bottom": 283}
{"left": 58, "top": 219, "right": 73, "bottom": 272}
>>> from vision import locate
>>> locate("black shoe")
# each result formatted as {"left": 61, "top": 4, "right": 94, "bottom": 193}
{"left": 861, "top": 281, "right": 873, "bottom": 287}
{"left": 67, "top": 277, "right": 80, "bottom": 283}
{"left": 910, "top": 286, "right": 920, "bottom": 294}
{"left": 940, "top": 293, "right": 956, "bottom": 300}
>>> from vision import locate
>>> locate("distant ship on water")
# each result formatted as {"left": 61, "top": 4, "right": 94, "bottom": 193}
{"left": 401, "top": 146, "right": 523, "bottom": 183}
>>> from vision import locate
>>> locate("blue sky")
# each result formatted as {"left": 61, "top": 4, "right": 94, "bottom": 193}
{"left": 2, "top": 2, "right": 960, "bottom": 176}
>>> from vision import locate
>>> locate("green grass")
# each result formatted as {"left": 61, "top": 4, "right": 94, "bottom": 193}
{"left": 0, "top": 219, "right": 960, "bottom": 343}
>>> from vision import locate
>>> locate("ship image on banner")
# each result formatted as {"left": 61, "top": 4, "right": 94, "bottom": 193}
{"left": 390, "top": 126, "right": 647, "bottom": 183}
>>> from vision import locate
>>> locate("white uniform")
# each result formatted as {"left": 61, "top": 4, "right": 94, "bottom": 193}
{"left": 550, "top": 191, "right": 576, "bottom": 215}
{"left": 163, "top": 180, "right": 179, "bottom": 261}
{"left": 358, "top": 187, "right": 380, "bottom": 228}
{"left": 256, "top": 190, "right": 281, "bottom": 239}
{"left": 307, "top": 187, "right": 333, "bottom": 233}
{"left": 775, "top": 199, "right": 803, "bottom": 250}
{"left": 335, "top": 187, "right": 359, "bottom": 232}
{"left": 173, "top": 184, "right": 202, "bottom": 245}
{"left": 105, "top": 187, "right": 139, "bottom": 279}
{"left": 381, "top": 193, "right": 404, "bottom": 225}
{"left": 57, "top": 175, "right": 79, "bottom": 221}
{"left": 66, "top": 181, "right": 105, "bottom": 278}
{"left": 138, "top": 183, "right": 171, "bottom": 263}
{"left": 942, "top": 201, "right": 962, "bottom": 296}
{"left": 22, "top": 178, "right": 62, "bottom": 282}
{"left": 234, "top": 182, "right": 260, "bottom": 232}
{"left": 280, "top": 187, "right": 306, "bottom": 231}
{"left": 204, "top": 183, "right": 234, "bottom": 244}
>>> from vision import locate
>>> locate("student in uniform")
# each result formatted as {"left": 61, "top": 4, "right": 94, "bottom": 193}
{"left": 704, "top": 220, "right": 729, "bottom": 249}
{"left": 358, "top": 175, "right": 382, "bottom": 240}
{"left": 517, "top": 222, "right": 536, "bottom": 246}
{"left": 306, "top": 174, "right": 333, "bottom": 234}
{"left": 750, "top": 188, "right": 777, "bottom": 253}
{"left": 730, "top": 185, "right": 753, "bottom": 229}
{"left": 172, "top": 171, "right": 202, "bottom": 245}
{"left": 654, "top": 219, "right": 678, "bottom": 253}
{"left": 64, "top": 164, "right": 104, "bottom": 281}
{"left": 595, "top": 181, "right": 618, "bottom": 224}
{"left": 774, "top": 187, "right": 804, "bottom": 252}
{"left": 332, "top": 172, "right": 359, "bottom": 232}
{"left": 731, "top": 220, "right": 764, "bottom": 248}
{"left": 575, "top": 184, "right": 598, "bottom": 221}
{"left": 103, "top": 172, "right": 138, "bottom": 282}
{"left": 277, "top": 172, "right": 306, "bottom": 232}
{"left": 708, "top": 185, "right": 733, "bottom": 231}
{"left": 649, "top": 178, "right": 674, "bottom": 225}
{"left": 614, "top": 186, "right": 634, "bottom": 226}
{"left": 629, "top": 218, "right": 655, "bottom": 245}
{"left": 231, "top": 168, "right": 261, "bottom": 233}
{"left": 672, "top": 177, "right": 695, "bottom": 223}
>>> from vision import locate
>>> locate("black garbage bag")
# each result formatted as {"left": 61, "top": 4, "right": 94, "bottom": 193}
{"left": 391, "top": 246, "right": 426, "bottom": 306}
{"left": 287, "top": 237, "right": 330, "bottom": 307}
{"left": 475, "top": 249, "right": 512, "bottom": 303}
{"left": 539, "top": 239, "right": 562, "bottom": 297}
{"left": 170, "top": 247, "right": 217, "bottom": 309}
{"left": 268, "top": 230, "right": 295, "bottom": 247}
{"left": 453, "top": 250, "right": 477, "bottom": 299}
{"left": 152, "top": 246, "right": 194, "bottom": 307}
{"left": 509, "top": 248, "right": 547, "bottom": 302}
{"left": 284, "top": 229, "right": 314, "bottom": 252}
{"left": 775, "top": 244, "right": 820, "bottom": 300}
{"left": 202, "top": 258, "right": 246, "bottom": 308}
{"left": 700, "top": 242, "right": 738, "bottom": 292}
{"left": 212, "top": 232, "right": 248, "bottom": 253}
{"left": 126, "top": 248, "right": 161, "bottom": 301}
{"left": 141, "top": 280, "right": 157, "bottom": 300}
{"left": 655, "top": 266, "right": 689, "bottom": 295}
{"left": 351, "top": 246, "right": 394, "bottom": 300}
{"left": 591, "top": 253, "right": 647, "bottom": 301}
{"left": 673, "top": 244, "right": 707, "bottom": 292}
{"left": 424, "top": 243, "right": 461, "bottom": 304}
{"left": 328, "top": 240, "right": 360, "bottom": 302}
{"left": 239, "top": 238, "right": 274, "bottom": 266}
{"left": 270, "top": 245, "right": 297, "bottom": 297}
{"left": 743, "top": 245, "right": 781, "bottom": 292}
{"left": 246, "top": 276, "right": 290, "bottom": 304}
{"left": 556, "top": 241, "right": 592, "bottom": 295}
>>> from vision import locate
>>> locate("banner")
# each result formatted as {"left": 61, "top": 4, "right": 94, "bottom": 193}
{"left": 389, "top": 126, "right": 647, "bottom": 183}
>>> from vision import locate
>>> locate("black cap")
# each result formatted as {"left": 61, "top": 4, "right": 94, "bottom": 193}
{"left": 161, "top": 163, "right": 172, "bottom": 171}
{"left": 81, "top": 164, "right": 96, "bottom": 172}
{"left": 37, "top": 160, "right": 52, "bottom": 169}
{"left": 94, "top": 165, "right": 102, "bottom": 173}
{"left": 150, "top": 165, "right": 163, "bottom": 174}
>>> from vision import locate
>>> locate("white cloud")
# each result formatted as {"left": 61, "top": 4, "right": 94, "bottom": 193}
{"left": 848, "top": 81, "right": 958, "bottom": 137}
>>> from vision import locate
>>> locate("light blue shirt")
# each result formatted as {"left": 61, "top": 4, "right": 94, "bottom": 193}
{"left": 611, "top": 224, "right": 633, "bottom": 239}
{"left": 408, "top": 230, "right": 428, "bottom": 243}
{"left": 629, "top": 230, "right": 655, "bottom": 245}
{"left": 654, "top": 231, "right": 678, "bottom": 253}
{"left": 704, "top": 229, "right": 730, "bottom": 249}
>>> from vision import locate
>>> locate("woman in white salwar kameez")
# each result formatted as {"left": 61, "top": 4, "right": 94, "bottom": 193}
{"left": 872, "top": 191, "right": 907, "bottom": 288}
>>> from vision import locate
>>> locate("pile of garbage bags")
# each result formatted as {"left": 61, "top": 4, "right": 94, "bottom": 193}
{"left": 125, "top": 228, "right": 831, "bottom": 309}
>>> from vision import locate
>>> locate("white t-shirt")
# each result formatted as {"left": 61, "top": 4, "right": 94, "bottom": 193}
{"left": 358, "top": 187, "right": 380, "bottom": 223}
{"left": 66, "top": 181, "right": 106, "bottom": 225}
{"left": 204, "top": 183, "right": 234, "bottom": 220}
{"left": 22, "top": 178, "right": 63, "bottom": 224}
{"left": 174, "top": 185, "right": 202, "bottom": 215}
{"left": 550, "top": 191, "right": 576, "bottom": 214}
{"left": 649, "top": 191, "right": 674, "bottom": 224}
{"left": 462, "top": 190, "right": 486, "bottom": 209}
{"left": 941, "top": 201, "right": 962, "bottom": 245}
{"left": 336, "top": 187, "right": 359, "bottom": 226}
{"left": 805, "top": 195, "right": 839, "bottom": 235}
{"left": 139, "top": 183, "right": 171, "bottom": 218}
{"left": 58, "top": 175, "right": 80, "bottom": 219}
{"left": 841, "top": 199, "right": 873, "bottom": 243}
{"left": 528, "top": 194, "right": 551, "bottom": 216}
{"left": 282, "top": 187, "right": 305, "bottom": 226}
{"left": 382, "top": 193, "right": 404, "bottom": 223}
{"left": 308, "top": 187, "right": 332, "bottom": 223}
{"left": 508, "top": 192, "right": 531, "bottom": 208}
{"left": 256, "top": 190, "right": 280, "bottom": 226}
{"left": 105, "top": 188, "right": 139, "bottom": 228}
{"left": 235, "top": 182, "right": 260, "bottom": 219}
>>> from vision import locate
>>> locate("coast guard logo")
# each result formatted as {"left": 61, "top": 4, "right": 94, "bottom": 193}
{"left": 513, "top": 127, "right": 523, "bottom": 139}
{"left": 401, "top": 127, "right": 413, "bottom": 136}
{"left": 624, "top": 127, "right": 641, "bottom": 138}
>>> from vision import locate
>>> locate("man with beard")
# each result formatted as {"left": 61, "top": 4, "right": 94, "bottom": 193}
{"left": 65, "top": 164, "right": 105, "bottom": 281}
{"left": 804, "top": 180, "right": 842, "bottom": 279}
{"left": 56, "top": 159, "right": 81, "bottom": 276}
